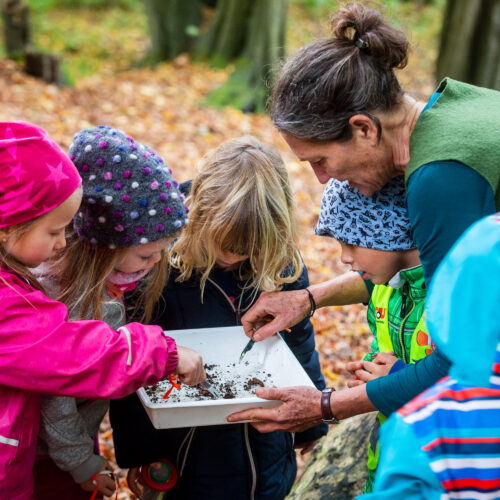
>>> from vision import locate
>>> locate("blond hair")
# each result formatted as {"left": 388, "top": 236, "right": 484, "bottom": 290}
{"left": 53, "top": 229, "right": 169, "bottom": 323}
{"left": 171, "top": 136, "right": 302, "bottom": 296}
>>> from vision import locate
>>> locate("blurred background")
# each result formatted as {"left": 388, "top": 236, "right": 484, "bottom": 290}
{"left": 1, "top": 0, "right": 498, "bottom": 497}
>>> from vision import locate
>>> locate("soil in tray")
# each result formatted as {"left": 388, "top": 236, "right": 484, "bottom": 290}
{"left": 145, "top": 363, "right": 275, "bottom": 404}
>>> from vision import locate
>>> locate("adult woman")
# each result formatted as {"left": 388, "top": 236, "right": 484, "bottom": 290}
{"left": 228, "top": 2, "right": 500, "bottom": 432}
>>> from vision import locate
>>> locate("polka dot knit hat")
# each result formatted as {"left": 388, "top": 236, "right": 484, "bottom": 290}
{"left": 69, "top": 126, "right": 188, "bottom": 247}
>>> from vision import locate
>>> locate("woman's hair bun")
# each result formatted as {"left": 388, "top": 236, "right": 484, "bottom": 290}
{"left": 330, "top": 2, "right": 409, "bottom": 70}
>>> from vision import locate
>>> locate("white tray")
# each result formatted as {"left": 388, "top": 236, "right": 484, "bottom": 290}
{"left": 137, "top": 325, "right": 315, "bottom": 429}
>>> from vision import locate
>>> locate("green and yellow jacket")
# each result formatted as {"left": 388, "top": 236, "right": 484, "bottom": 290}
{"left": 365, "top": 265, "right": 432, "bottom": 366}
{"left": 364, "top": 265, "right": 434, "bottom": 493}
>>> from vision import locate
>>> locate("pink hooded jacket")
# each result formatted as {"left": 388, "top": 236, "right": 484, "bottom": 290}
{"left": 0, "top": 269, "right": 178, "bottom": 500}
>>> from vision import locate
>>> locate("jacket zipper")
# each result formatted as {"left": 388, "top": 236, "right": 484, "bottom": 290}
{"left": 206, "top": 277, "right": 257, "bottom": 499}
{"left": 398, "top": 282, "right": 415, "bottom": 364}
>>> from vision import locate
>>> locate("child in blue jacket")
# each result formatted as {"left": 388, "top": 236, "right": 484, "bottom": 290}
{"left": 362, "top": 213, "right": 500, "bottom": 499}
{"left": 110, "top": 136, "right": 327, "bottom": 500}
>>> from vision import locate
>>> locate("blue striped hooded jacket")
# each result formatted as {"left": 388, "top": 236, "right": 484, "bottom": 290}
{"left": 361, "top": 213, "right": 500, "bottom": 500}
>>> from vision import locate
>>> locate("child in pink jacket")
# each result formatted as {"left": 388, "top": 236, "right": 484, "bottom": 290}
{"left": 34, "top": 125, "right": 194, "bottom": 499}
{"left": 0, "top": 122, "right": 205, "bottom": 500}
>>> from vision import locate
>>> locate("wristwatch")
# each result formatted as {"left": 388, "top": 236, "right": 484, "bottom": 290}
{"left": 321, "top": 388, "right": 340, "bottom": 424}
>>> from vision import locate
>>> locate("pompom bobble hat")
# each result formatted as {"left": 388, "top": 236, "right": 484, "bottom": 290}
{"left": 0, "top": 122, "right": 81, "bottom": 228}
{"left": 70, "top": 126, "right": 189, "bottom": 247}
{"left": 315, "top": 176, "right": 416, "bottom": 251}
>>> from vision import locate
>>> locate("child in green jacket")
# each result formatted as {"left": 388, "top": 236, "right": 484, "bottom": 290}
{"left": 315, "top": 176, "right": 435, "bottom": 493}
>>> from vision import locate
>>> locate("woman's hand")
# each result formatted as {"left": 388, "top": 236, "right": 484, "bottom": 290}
{"left": 175, "top": 345, "right": 206, "bottom": 385}
{"left": 79, "top": 461, "right": 116, "bottom": 497}
{"left": 346, "top": 351, "right": 398, "bottom": 386}
{"left": 241, "top": 290, "right": 310, "bottom": 341}
{"left": 227, "top": 386, "right": 323, "bottom": 432}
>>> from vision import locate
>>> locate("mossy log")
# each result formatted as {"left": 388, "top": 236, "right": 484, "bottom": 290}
{"left": 287, "top": 412, "right": 377, "bottom": 500}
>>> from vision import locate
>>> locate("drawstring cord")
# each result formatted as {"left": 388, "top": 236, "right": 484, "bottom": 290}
{"left": 90, "top": 470, "right": 118, "bottom": 500}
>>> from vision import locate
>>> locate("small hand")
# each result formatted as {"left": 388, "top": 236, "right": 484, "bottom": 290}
{"left": 127, "top": 463, "right": 163, "bottom": 499}
{"left": 175, "top": 345, "right": 206, "bottom": 386}
{"left": 79, "top": 461, "right": 116, "bottom": 497}
{"left": 227, "top": 386, "right": 322, "bottom": 433}
{"left": 127, "top": 467, "right": 143, "bottom": 499}
{"left": 347, "top": 351, "right": 398, "bottom": 385}
{"left": 294, "top": 440, "right": 317, "bottom": 456}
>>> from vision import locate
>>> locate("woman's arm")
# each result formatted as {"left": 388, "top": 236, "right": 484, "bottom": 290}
{"left": 242, "top": 271, "right": 370, "bottom": 340}
{"left": 280, "top": 264, "right": 329, "bottom": 442}
{"left": 365, "top": 349, "right": 451, "bottom": 417}
{"left": 406, "top": 161, "right": 496, "bottom": 286}
{"left": 227, "top": 383, "right": 376, "bottom": 432}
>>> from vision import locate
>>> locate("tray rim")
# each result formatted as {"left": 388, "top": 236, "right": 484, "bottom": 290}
{"left": 138, "top": 325, "right": 315, "bottom": 409}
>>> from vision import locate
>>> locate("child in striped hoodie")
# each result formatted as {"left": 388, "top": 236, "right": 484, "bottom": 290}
{"left": 363, "top": 213, "right": 500, "bottom": 499}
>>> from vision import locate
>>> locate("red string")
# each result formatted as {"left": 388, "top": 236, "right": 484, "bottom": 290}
{"left": 163, "top": 375, "right": 181, "bottom": 399}
{"left": 90, "top": 471, "right": 119, "bottom": 500}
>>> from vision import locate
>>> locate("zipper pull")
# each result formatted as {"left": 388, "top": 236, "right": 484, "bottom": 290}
{"left": 400, "top": 283, "right": 408, "bottom": 318}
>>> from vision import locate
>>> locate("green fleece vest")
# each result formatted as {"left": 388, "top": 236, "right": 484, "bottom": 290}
{"left": 405, "top": 78, "right": 500, "bottom": 209}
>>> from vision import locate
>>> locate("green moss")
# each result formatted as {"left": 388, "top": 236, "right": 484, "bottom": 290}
{"left": 203, "top": 58, "right": 267, "bottom": 113}
{"left": 0, "top": 2, "right": 150, "bottom": 82}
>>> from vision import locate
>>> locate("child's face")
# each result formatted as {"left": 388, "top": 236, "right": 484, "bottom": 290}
{"left": 215, "top": 251, "right": 248, "bottom": 271}
{"left": 339, "top": 241, "right": 405, "bottom": 285}
{"left": 111, "top": 237, "right": 171, "bottom": 281}
{"left": 0, "top": 188, "right": 82, "bottom": 267}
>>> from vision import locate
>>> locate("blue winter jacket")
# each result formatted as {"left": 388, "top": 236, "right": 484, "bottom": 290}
{"left": 110, "top": 264, "right": 327, "bottom": 500}
{"left": 361, "top": 214, "right": 500, "bottom": 499}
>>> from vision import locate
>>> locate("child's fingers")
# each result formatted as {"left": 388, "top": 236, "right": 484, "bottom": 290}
{"left": 354, "top": 367, "right": 375, "bottom": 382}
{"left": 127, "top": 467, "right": 143, "bottom": 498}
{"left": 374, "top": 351, "right": 395, "bottom": 364}
{"left": 346, "top": 361, "right": 363, "bottom": 373}
{"left": 347, "top": 379, "right": 364, "bottom": 388}
{"left": 99, "top": 480, "right": 116, "bottom": 497}
{"left": 94, "top": 473, "right": 116, "bottom": 497}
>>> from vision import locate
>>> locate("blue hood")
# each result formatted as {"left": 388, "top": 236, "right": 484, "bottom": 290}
{"left": 426, "top": 213, "right": 500, "bottom": 387}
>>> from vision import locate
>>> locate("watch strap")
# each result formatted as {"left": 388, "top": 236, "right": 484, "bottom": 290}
{"left": 321, "top": 388, "right": 340, "bottom": 424}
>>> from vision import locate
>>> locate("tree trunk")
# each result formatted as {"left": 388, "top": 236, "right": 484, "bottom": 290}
{"left": 204, "top": 0, "right": 288, "bottom": 112}
{"left": 2, "top": 0, "right": 30, "bottom": 59}
{"left": 436, "top": 0, "right": 500, "bottom": 90}
{"left": 143, "top": 0, "right": 202, "bottom": 62}
{"left": 194, "top": 0, "right": 252, "bottom": 65}
{"left": 286, "top": 413, "right": 377, "bottom": 500}
{"left": 25, "top": 51, "right": 61, "bottom": 84}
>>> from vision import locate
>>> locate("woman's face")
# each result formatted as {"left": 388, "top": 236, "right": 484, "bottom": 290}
{"left": 281, "top": 131, "right": 394, "bottom": 197}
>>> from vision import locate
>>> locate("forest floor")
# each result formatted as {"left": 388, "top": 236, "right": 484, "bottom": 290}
{"left": 0, "top": 2, "right": 443, "bottom": 497}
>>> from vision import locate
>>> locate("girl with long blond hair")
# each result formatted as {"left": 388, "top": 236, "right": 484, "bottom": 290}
{"left": 110, "top": 136, "right": 328, "bottom": 500}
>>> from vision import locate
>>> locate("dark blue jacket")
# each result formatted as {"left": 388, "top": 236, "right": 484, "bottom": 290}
{"left": 110, "top": 264, "right": 327, "bottom": 500}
